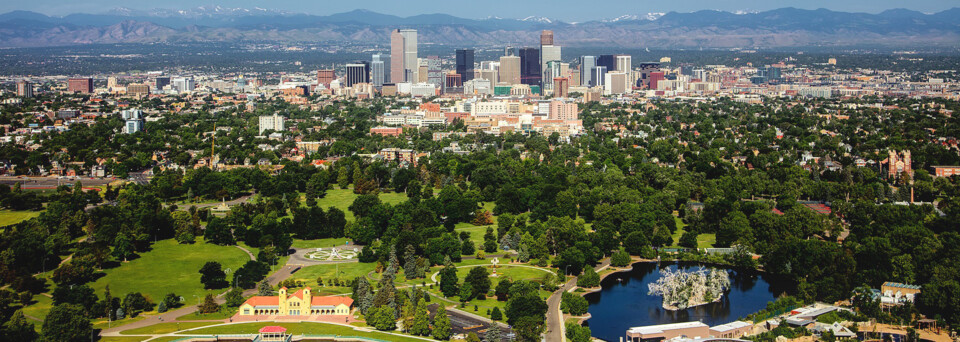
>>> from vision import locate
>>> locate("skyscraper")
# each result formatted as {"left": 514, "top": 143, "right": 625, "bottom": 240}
{"left": 580, "top": 56, "right": 597, "bottom": 86}
{"left": 540, "top": 31, "right": 561, "bottom": 91}
{"left": 390, "top": 29, "right": 418, "bottom": 83}
{"left": 371, "top": 54, "right": 386, "bottom": 87}
{"left": 456, "top": 49, "right": 475, "bottom": 82}
{"left": 519, "top": 48, "right": 541, "bottom": 87}
{"left": 67, "top": 78, "right": 94, "bottom": 94}
{"left": 345, "top": 62, "right": 370, "bottom": 87}
{"left": 638, "top": 62, "right": 662, "bottom": 88}
{"left": 540, "top": 30, "right": 554, "bottom": 46}
{"left": 499, "top": 56, "right": 521, "bottom": 85}
{"left": 16, "top": 80, "right": 32, "bottom": 98}
{"left": 616, "top": 55, "right": 633, "bottom": 91}
{"left": 317, "top": 70, "right": 336, "bottom": 87}
{"left": 155, "top": 77, "right": 170, "bottom": 90}
{"left": 592, "top": 66, "right": 607, "bottom": 87}
{"left": 426, "top": 56, "right": 443, "bottom": 88}
{"left": 598, "top": 55, "right": 616, "bottom": 73}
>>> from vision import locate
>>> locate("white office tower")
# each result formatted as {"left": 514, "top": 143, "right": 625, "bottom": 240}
{"left": 541, "top": 45, "right": 562, "bottom": 88}
{"left": 616, "top": 55, "right": 633, "bottom": 91}
{"left": 172, "top": 77, "right": 195, "bottom": 93}
{"left": 258, "top": 113, "right": 285, "bottom": 135}
{"left": 464, "top": 79, "right": 492, "bottom": 95}
{"left": 371, "top": 54, "right": 386, "bottom": 87}
{"left": 580, "top": 56, "right": 597, "bottom": 86}
{"left": 604, "top": 72, "right": 627, "bottom": 95}
{"left": 121, "top": 109, "right": 144, "bottom": 134}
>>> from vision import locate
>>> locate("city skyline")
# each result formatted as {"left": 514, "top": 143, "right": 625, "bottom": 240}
{"left": 3, "top": 0, "right": 958, "bottom": 21}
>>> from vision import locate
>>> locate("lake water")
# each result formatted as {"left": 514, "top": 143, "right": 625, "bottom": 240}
{"left": 583, "top": 261, "right": 792, "bottom": 342}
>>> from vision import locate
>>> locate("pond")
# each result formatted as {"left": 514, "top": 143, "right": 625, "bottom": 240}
{"left": 583, "top": 261, "right": 793, "bottom": 342}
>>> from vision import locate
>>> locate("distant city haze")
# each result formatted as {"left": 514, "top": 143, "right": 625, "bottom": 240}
{"left": 6, "top": 0, "right": 958, "bottom": 21}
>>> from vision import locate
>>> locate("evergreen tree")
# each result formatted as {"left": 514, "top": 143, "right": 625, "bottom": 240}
{"left": 485, "top": 322, "right": 502, "bottom": 342}
{"left": 404, "top": 244, "right": 418, "bottom": 280}
{"left": 439, "top": 262, "right": 459, "bottom": 297}
{"left": 410, "top": 298, "right": 431, "bottom": 336}
{"left": 432, "top": 305, "right": 452, "bottom": 340}
{"left": 2, "top": 310, "right": 37, "bottom": 342}
{"left": 43, "top": 304, "right": 91, "bottom": 342}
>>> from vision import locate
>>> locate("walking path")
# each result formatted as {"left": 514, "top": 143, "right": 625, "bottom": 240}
{"left": 544, "top": 257, "right": 612, "bottom": 342}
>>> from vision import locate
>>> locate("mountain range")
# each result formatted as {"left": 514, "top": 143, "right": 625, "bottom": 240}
{"left": 0, "top": 6, "right": 958, "bottom": 49}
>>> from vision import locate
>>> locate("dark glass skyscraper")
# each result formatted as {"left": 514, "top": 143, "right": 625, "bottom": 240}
{"left": 456, "top": 49, "right": 475, "bottom": 82}
{"left": 519, "top": 47, "right": 541, "bottom": 87}
{"left": 598, "top": 54, "right": 616, "bottom": 72}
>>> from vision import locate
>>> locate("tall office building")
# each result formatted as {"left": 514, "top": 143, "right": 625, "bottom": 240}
{"left": 504, "top": 46, "right": 517, "bottom": 56}
{"left": 455, "top": 49, "right": 475, "bottom": 82}
{"left": 592, "top": 66, "right": 607, "bottom": 87}
{"left": 371, "top": 54, "right": 386, "bottom": 87}
{"left": 122, "top": 109, "right": 144, "bottom": 134}
{"left": 580, "top": 56, "right": 597, "bottom": 86}
{"left": 426, "top": 56, "right": 443, "bottom": 88}
{"left": 480, "top": 61, "right": 499, "bottom": 84}
{"left": 16, "top": 80, "right": 33, "bottom": 98}
{"left": 615, "top": 55, "right": 633, "bottom": 90}
{"left": 172, "top": 77, "right": 195, "bottom": 93}
{"left": 258, "top": 113, "right": 285, "bottom": 135}
{"left": 390, "top": 29, "right": 418, "bottom": 83}
{"left": 540, "top": 30, "right": 554, "bottom": 46}
{"left": 317, "top": 70, "right": 336, "bottom": 87}
{"left": 638, "top": 62, "right": 661, "bottom": 88}
{"left": 499, "top": 56, "right": 521, "bottom": 85}
{"left": 155, "top": 77, "right": 170, "bottom": 90}
{"left": 519, "top": 48, "right": 541, "bottom": 87}
{"left": 345, "top": 62, "right": 370, "bottom": 87}
{"left": 597, "top": 55, "right": 616, "bottom": 73}
{"left": 553, "top": 77, "right": 569, "bottom": 98}
{"left": 67, "top": 78, "right": 94, "bottom": 94}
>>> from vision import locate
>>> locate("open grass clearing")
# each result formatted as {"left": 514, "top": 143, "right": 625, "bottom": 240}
{"left": 184, "top": 321, "right": 428, "bottom": 342}
{"left": 89, "top": 238, "right": 251, "bottom": 311}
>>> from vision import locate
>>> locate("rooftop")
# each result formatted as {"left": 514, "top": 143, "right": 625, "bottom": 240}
{"left": 628, "top": 322, "right": 709, "bottom": 334}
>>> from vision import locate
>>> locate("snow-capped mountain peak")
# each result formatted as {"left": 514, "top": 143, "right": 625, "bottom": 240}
{"left": 521, "top": 16, "right": 553, "bottom": 24}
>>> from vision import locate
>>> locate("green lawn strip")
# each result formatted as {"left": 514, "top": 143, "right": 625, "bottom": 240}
{"left": 184, "top": 322, "right": 427, "bottom": 342}
{"left": 176, "top": 308, "right": 236, "bottom": 321}
{"left": 120, "top": 322, "right": 219, "bottom": 335}
{"left": 90, "top": 238, "right": 251, "bottom": 312}
{"left": 669, "top": 215, "right": 715, "bottom": 249}
{"left": 290, "top": 262, "right": 376, "bottom": 287}
{"left": 313, "top": 188, "right": 408, "bottom": 222}
{"left": 92, "top": 315, "right": 146, "bottom": 330}
{"left": 453, "top": 225, "right": 490, "bottom": 246}
{"left": 21, "top": 293, "right": 52, "bottom": 322}
{"left": 97, "top": 336, "right": 150, "bottom": 342}
{"left": 292, "top": 238, "right": 352, "bottom": 249}
{"left": 0, "top": 209, "right": 41, "bottom": 227}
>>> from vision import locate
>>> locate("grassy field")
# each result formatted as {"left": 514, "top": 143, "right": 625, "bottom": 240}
{"left": 288, "top": 262, "right": 376, "bottom": 295}
{"left": 176, "top": 308, "right": 236, "bottom": 321}
{"left": 21, "top": 294, "right": 52, "bottom": 322}
{"left": 0, "top": 209, "right": 41, "bottom": 227}
{"left": 185, "top": 322, "right": 428, "bottom": 342}
{"left": 314, "top": 188, "right": 409, "bottom": 222}
{"left": 90, "top": 238, "right": 252, "bottom": 309}
{"left": 669, "top": 215, "right": 716, "bottom": 248}
{"left": 292, "top": 238, "right": 352, "bottom": 249}
{"left": 98, "top": 336, "right": 150, "bottom": 342}
{"left": 120, "top": 322, "right": 219, "bottom": 335}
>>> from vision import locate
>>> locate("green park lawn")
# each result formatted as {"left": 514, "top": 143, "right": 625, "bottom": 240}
{"left": 176, "top": 308, "right": 237, "bottom": 321}
{"left": 121, "top": 322, "right": 219, "bottom": 335}
{"left": 97, "top": 337, "right": 151, "bottom": 342}
{"left": 313, "top": 188, "right": 409, "bottom": 222}
{"left": 185, "top": 322, "right": 428, "bottom": 342}
{"left": 292, "top": 237, "right": 352, "bottom": 249}
{"left": 21, "top": 294, "right": 52, "bottom": 322}
{"left": 288, "top": 262, "right": 376, "bottom": 294}
{"left": 670, "top": 215, "right": 716, "bottom": 248}
{"left": 0, "top": 209, "right": 41, "bottom": 227}
{"left": 90, "top": 238, "right": 253, "bottom": 309}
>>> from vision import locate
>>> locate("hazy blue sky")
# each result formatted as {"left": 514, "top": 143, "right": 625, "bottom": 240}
{"left": 7, "top": 0, "right": 960, "bottom": 21}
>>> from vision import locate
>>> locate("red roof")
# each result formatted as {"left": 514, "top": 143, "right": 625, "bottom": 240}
{"left": 259, "top": 326, "right": 287, "bottom": 333}
{"left": 243, "top": 296, "right": 279, "bottom": 306}
{"left": 312, "top": 296, "right": 354, "bottom": 306}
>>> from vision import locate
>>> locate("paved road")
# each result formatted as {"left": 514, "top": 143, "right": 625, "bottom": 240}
{"left": 544, "top": 257, "right": 612, "bottom": 342}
